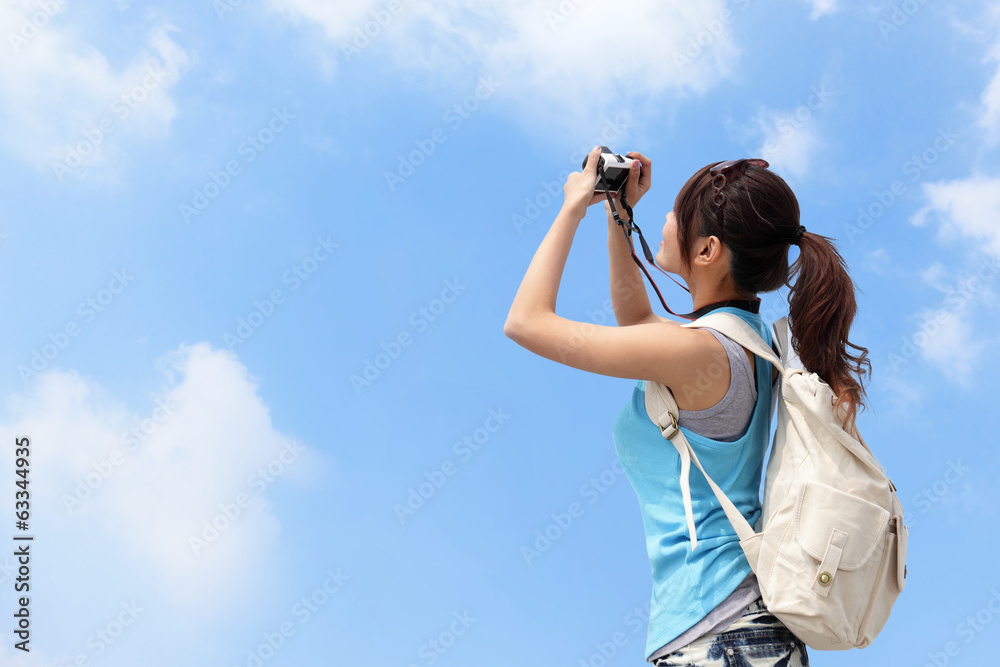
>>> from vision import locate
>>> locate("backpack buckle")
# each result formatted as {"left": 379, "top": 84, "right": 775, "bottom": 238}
{"left": 657, "top": 411, "right": 679, "bottom": 439}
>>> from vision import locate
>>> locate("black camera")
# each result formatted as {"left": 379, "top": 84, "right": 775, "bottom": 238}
{"left": 582, "top": 146, "right": 631, "bottom": 193}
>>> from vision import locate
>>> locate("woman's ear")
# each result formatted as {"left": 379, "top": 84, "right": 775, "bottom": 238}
{"left": 693, "top": 235, "right": 724, "bottom": 267}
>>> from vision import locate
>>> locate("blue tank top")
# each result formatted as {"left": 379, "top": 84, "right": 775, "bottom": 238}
{"left": 611, "top": 308, "right": 774, "bottom": 661}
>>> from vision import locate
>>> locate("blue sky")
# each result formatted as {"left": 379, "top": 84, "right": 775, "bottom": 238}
{"left": 0, "top": 0, "right": 997, "bottom": 665}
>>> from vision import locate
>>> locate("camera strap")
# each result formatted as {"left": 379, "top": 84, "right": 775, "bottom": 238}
{"left": 597, "top": 165, "right": 760, "bottom": 321}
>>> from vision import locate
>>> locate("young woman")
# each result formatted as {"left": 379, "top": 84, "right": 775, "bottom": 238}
{"left": 504, "top": 146, "right": 870, "bottom": 666}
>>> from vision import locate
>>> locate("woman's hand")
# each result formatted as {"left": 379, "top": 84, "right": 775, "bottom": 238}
{"left": 561, "top": 146, "right": 608, "bottom": 217}
{"left": 602, "top": 151, "right": 651, "bottom": 220}
{"left": 621, "top": 151, "right": 651, "bottom": 206}
{"left": 564, "top": 147, "right": 652, "bottom": 218}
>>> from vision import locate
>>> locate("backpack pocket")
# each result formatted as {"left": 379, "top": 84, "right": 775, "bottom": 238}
{"left": 766, "top": 481, "right": 891, "bottom": 648}
{"left": 793, "top": 481, "right": 889, "bottom": 574}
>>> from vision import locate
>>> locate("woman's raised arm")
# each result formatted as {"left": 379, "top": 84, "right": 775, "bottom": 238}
{"left": 605, "top": 151, "right": 667, "bottom": 326}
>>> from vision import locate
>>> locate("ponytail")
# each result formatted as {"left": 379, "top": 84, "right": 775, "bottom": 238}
{"left": 787, "top": 232, "right": 871, "bottom": 434}
{"left": 674, "top": 162, "right": 872, "bottom": 433}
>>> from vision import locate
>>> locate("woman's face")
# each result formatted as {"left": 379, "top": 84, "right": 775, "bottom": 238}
{"left": 656, "top": 211, "right": 682, "bottom": 275}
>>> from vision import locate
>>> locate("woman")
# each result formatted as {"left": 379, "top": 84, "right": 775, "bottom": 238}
{"left": 503, "top": 146, "right": 870, "bottom": 666}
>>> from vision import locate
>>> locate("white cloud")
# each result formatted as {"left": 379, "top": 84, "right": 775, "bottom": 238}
{"left": 902, "top": 16, "right": 1000, "bottom": 384}
{"left": 0, "top": 641, "right": 58, "bottom": 667}
{"left": 751, "top": 104, "right": 823, "bottom": 179}
{"left": 884, "top": 294, "right": 987, "bottom": 389}
{"left": 802, "top": 0, "right": 838, "bottom": 20}
{"left": 920, "top": 261, "right": 949, "bottom": 290}
{"left": 863, "top": 247, "right": 891, "bottom": 275}
{"left": 879, "top": 373, "right": 928, "bottom": 415}
{"left": 912, "top": 307, "right": 984, "bottom": 385}
{"left": 902, "top": 176, "right": 1000, "bottom": 384}
{"left": 758, "top": 118, "right": 819, "bottom": 179}
{"left": 0, "top": 343, "right": 325, "bottom": 610}
{"left": 731, "top": 80, "right": 834, "bottom": 179}
{"left": 911, "top": 176, "right": 1000, "bottom": 259}
{"left": 268, "top": 0, "right": 743, "bottom": 129}
{"left": 0, "top": 1, "right": 190, "bottom": 178}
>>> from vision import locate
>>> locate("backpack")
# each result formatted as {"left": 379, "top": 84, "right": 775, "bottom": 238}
{"left": 643, "top": 312, "right": 907, "bottom": 650}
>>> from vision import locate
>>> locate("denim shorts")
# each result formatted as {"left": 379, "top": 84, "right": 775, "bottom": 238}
{"left": 651, "top": 599, "right": 809, "bottom": 667}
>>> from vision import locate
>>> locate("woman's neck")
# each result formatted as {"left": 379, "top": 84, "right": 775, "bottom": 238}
{"left": 688, "top": 279, "right": 756, "bottom": 313}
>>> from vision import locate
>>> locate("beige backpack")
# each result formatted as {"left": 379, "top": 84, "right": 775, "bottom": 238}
{"left": 644, "top": 312, "right": 907, "bottom": 650}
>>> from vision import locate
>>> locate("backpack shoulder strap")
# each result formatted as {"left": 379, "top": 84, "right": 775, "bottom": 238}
{"left": 682, "top": 313, "right": 786, "bottom": 374}
{"left": 644, "top": 379, "right": 758, "bottom": 555}
{"left": 772, "top": 315, "right": 790, "bottom": 362}
{"left": 643, "top": 313, "right": 791, "bottom": 555}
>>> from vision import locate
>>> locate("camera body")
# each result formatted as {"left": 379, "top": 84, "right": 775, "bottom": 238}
{"left": 582, "top": 146, "right": 630, "bottom": 193}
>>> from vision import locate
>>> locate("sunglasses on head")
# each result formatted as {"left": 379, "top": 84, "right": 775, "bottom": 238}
{"left": 708, "top": 158, "right": 769, "bottom": 243}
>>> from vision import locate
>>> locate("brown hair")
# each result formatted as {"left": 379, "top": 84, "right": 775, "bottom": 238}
{"left": 673, "top": 162, "right": 871, "bottom": 432}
